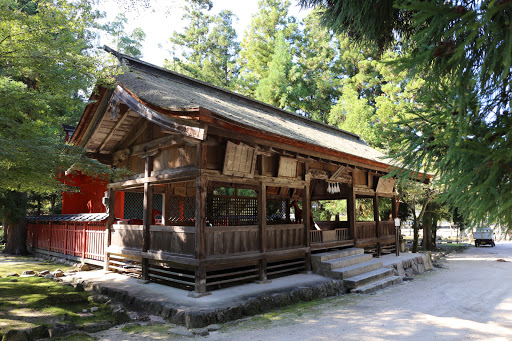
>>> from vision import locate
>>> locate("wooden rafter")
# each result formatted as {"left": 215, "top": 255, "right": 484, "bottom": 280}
{"left": 114, "top": 85, "right": 207, "bottom": 140}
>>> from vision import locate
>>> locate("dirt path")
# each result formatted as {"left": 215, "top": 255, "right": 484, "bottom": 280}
{"left": 93, "top": 242, "right": 512, "bottom": 340}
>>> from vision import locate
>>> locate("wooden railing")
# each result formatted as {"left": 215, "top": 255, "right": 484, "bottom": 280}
{"left": 110, "top": 224, "right": 196, "bottom": 256}
{"left": 355, "top": 221, "right": 377, "bottom": 240}
{"left": 310, "top": 228, "right": 350, "bottom": 244}
{"left": 266, "top": 224, "right": 305, "bottom": 250}
{"left": 379, "top": 221, "right": 395, "bottom": 237}
{"left": 26, "top": 221, "right": 105, "bottom": 261}
{"left": 205, "top": 225, "right": 259, "bottom": 256}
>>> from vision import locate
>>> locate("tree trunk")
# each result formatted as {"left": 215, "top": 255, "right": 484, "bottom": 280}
{"left": 4, "top": 218, "right": 28, "bottom": 255}
{"left": 2, "top": 191, "right": 28, "bottom": 255}
{"left": 1, "top": 218, "right": 7, "bottom": 242}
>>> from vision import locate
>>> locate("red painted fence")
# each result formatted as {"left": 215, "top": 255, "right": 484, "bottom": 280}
{"left": 26, "top": 221, "right": 106, "bottom": 262}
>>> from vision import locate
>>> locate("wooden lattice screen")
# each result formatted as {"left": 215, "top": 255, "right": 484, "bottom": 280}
{"left": 207, "top": 196, "right": 258, "bottom": 226}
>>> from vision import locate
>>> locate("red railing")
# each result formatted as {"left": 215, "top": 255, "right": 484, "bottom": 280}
{"left": 26, "top": 221, "right": 106, "bottom": 262}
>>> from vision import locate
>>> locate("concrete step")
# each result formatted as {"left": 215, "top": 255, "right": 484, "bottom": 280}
{"left": 326, "top": 259, "right": 383, "bottom": 280}
{"left": 313, "top": 253, "right": 374, "bottom": 273}
{"left": 343, "top": 267, "right": 395, "bottom": 289}
{"left": 351, "top": 276, "right": 402, "bottom": 294}
{"left": 311, "top": 248, "right": 364, "bottom": 263}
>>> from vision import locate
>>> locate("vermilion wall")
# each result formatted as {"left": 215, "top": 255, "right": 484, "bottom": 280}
{"left": 60, "top": 172, "right": 125, "bottom": 219}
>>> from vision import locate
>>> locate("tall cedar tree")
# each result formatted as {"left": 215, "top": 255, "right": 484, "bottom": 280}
{"left": 237, "top": 0, "right": 298, "bottom": 96}
{"left": 103, "top": 13, "right": 146, "bottom": 59}
{"left": 300, "top": 0, "right": 512, "bottom": 229}
{"left": 165, "top": 0, "right": 240, "bottom": 89}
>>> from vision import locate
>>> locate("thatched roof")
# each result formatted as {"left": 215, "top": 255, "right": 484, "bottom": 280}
{"left": 109, "top": 48, "right": 391, "bottom": 167}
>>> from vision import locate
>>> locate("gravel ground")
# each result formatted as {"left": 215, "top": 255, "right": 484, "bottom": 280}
{"left": 92, "top": 242, "right": 512, "bottom": 341}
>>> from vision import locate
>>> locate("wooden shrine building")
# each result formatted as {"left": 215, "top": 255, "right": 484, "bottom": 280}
{"left": 28, "top": 48, "right": 421, "bottom": 294}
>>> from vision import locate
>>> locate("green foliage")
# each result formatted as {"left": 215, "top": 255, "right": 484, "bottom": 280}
{"left": 165, "top": 0, "right": 240, "bottom": 89}
{"left": 103, "top": 13, "right": 146, "bottom": 58}
{"left": 301, "top": 0, "right": 512, "bottom": 230}
{"left": 255, "top": 32, "right": 293, "bottom": 107}
{"left": 237, "top": 0, "right": 298, "bottom": 96}
{"left": 0, "top": 0, "right": 109, "bottom": 194}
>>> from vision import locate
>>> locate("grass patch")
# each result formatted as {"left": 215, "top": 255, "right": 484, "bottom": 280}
{"left": 0, "top": 259, "right": 115, "bottom": 336}
{"left": 50, "top": 331, "right": 97, "bottom": 341}
{"left": 0, "top": 255, "right": 74, "bottom": 277}
{"left": 120, "top": 323, "right": 171, "bottom": 339}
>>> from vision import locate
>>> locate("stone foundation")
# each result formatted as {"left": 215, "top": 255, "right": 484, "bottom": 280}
{"left": 385, "top": 252, "right": 433, "bottom": 278}
{"left": 86, "top": 279, "right": 345, "bottom": 328}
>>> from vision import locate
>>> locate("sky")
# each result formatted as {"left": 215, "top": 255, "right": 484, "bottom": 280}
{"left": 98, "top": 0, "right": 310, "bottom": 66}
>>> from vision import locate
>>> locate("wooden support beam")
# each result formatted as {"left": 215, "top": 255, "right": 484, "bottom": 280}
{"left": 195, "top": 175, "right": 207, "bottom": 260}
{"left": 108, "top": 167, "right": 200, "bottom": 190}
{"left": 104, "top": 188, "right": 115, "bottom": 271}
{"left": 141, "top": 153, "right": 153, "bottom": 281}
{"left": 303, "top": 182, "right": 311, "bottom": 271}
{"left": 194, "top": 267, "right": 207, "bottom": 294}
{"left": 374, "top": 194, "right": 380, "bottom": 257}
{"left": 163, "top": 185, "right": 171, "bottom": 226}
{"left": 114, "top": 85, "right": 207, "bottom": 140}
{"left": 259, "top": 182, "right": 267, "bottom": 253}
{"left": 97, "top": 104, "right": 130, "bottom": 152}
{"left": 348, "top": 186, "right": 357, "bottom": 244}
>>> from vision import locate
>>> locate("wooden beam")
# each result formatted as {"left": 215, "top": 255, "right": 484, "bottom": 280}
{"left": 97, "top": 104, "right": 130, "bottom": 152}
{"left": 374, "top": 194, "right": 380, "bottom": 257}
{"left": 348, "top": 186, "right": 356, "bottom": 244}
{"left": 114, "top": 85, "right": 207, "bottom": 140}
{"left": 104, "top": 188, "right": 115, "bottom": 271}
{"left": 131, "top": 135, "right": 193, "bottom": 157}
{"left": 195, "top": 175, "right": 207, "bottom": 260}
{"left": 108, "top": 167, "right": 200, "bottom": 190}
{"left": 259, "top": 182, "right": 267, "bottom": 253}
{"left": 141, "top": 155, "right": 153, "bottom": 281}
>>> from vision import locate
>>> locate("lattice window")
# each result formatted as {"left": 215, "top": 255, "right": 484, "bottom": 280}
{"left": 168, "top": 196, "right": 196, "bottom": 223}
{"left": 267, "top": 199, "right": 287, "bottom": 225}
{"left": 207, "top": 196, "right": 258, "bottom": 226}
{"left": 123, "top": 192, "right": 163, "bottom": 220}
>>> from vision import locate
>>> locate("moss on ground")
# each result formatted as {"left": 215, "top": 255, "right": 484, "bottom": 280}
{"left": 120, "top": 323, "right": 175, "bottom": 339}
{"left": 0, "top": 258, "right": 115, "bottom": 337}
{"left": 0, "top": 255, "right": 74, "bottom": 277}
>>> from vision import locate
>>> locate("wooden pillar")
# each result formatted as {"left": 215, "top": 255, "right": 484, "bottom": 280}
{"left": 141, "top": 155, "right": 153, "bottom": 281}
{"left": 163, "top": 185, "right": 171, "bottom": 226}
{"left": 392, "top": 194, "right": 398, "bottom": 219}
{"left": 374, "top": 194, "right": 381, "bottom": 257}
{"left": 302, "top": 183, "right": 311, "bottom": 271}
{"left": 104, "top": 188, "right": 115, "bottom": 271}
{"left": 194, "top": 175, "right": 207, "bottom": 293}
{"left": 258, "top": 182, "right": 267, "bottom": 281}
{"left": 348, "top": 186, "right": 357, "bottom": 244}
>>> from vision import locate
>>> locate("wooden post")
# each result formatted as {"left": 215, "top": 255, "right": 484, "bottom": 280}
{"left": 348, "top": 186, "right": 357, "bottom": 245}
{"left": 104, "top": 188, "right": 115, "bottom": 271}
{"left": 302, "top": 183, "right": 311, "bottom": 271}
{"left": 194, "top": 267, "right": 207, "bottom": 294}
{"left": 82, "top": 222, "right": 87, "bottom": 259}
{"left": 258, "top": 182, "right": 268, "bottom": 281}
{"left": 48, "top": 221, "right": 53, "bottom": 253}
{"left": 194, "top": 175, "right": 207, "bottom": 293}
{"left": 142, "top": 155, "right": 153, "bottom": 281}
{"left": 163, "top": 185, "right": 171, "bottom": 226}
{"left": 64, "top": 222, "right": 69, "bottom": 256}
{"left": 374, "top": 194, "right": 381, "bottom": 257}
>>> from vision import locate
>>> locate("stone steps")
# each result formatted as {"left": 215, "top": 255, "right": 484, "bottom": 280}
{"left": 313, "top": 253, "right": 374, "bottom": 272}
{"left": 311, "top": 247, "right": 363, "bottom": 263}
{"left": 311, "top": 248, "right": 400, "bottom": 294}
{"left": 351, "top": 276, "right": 402, "bottom": 294}
{"left": 343, "top": 267, "right": 395, "bottom": 289}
